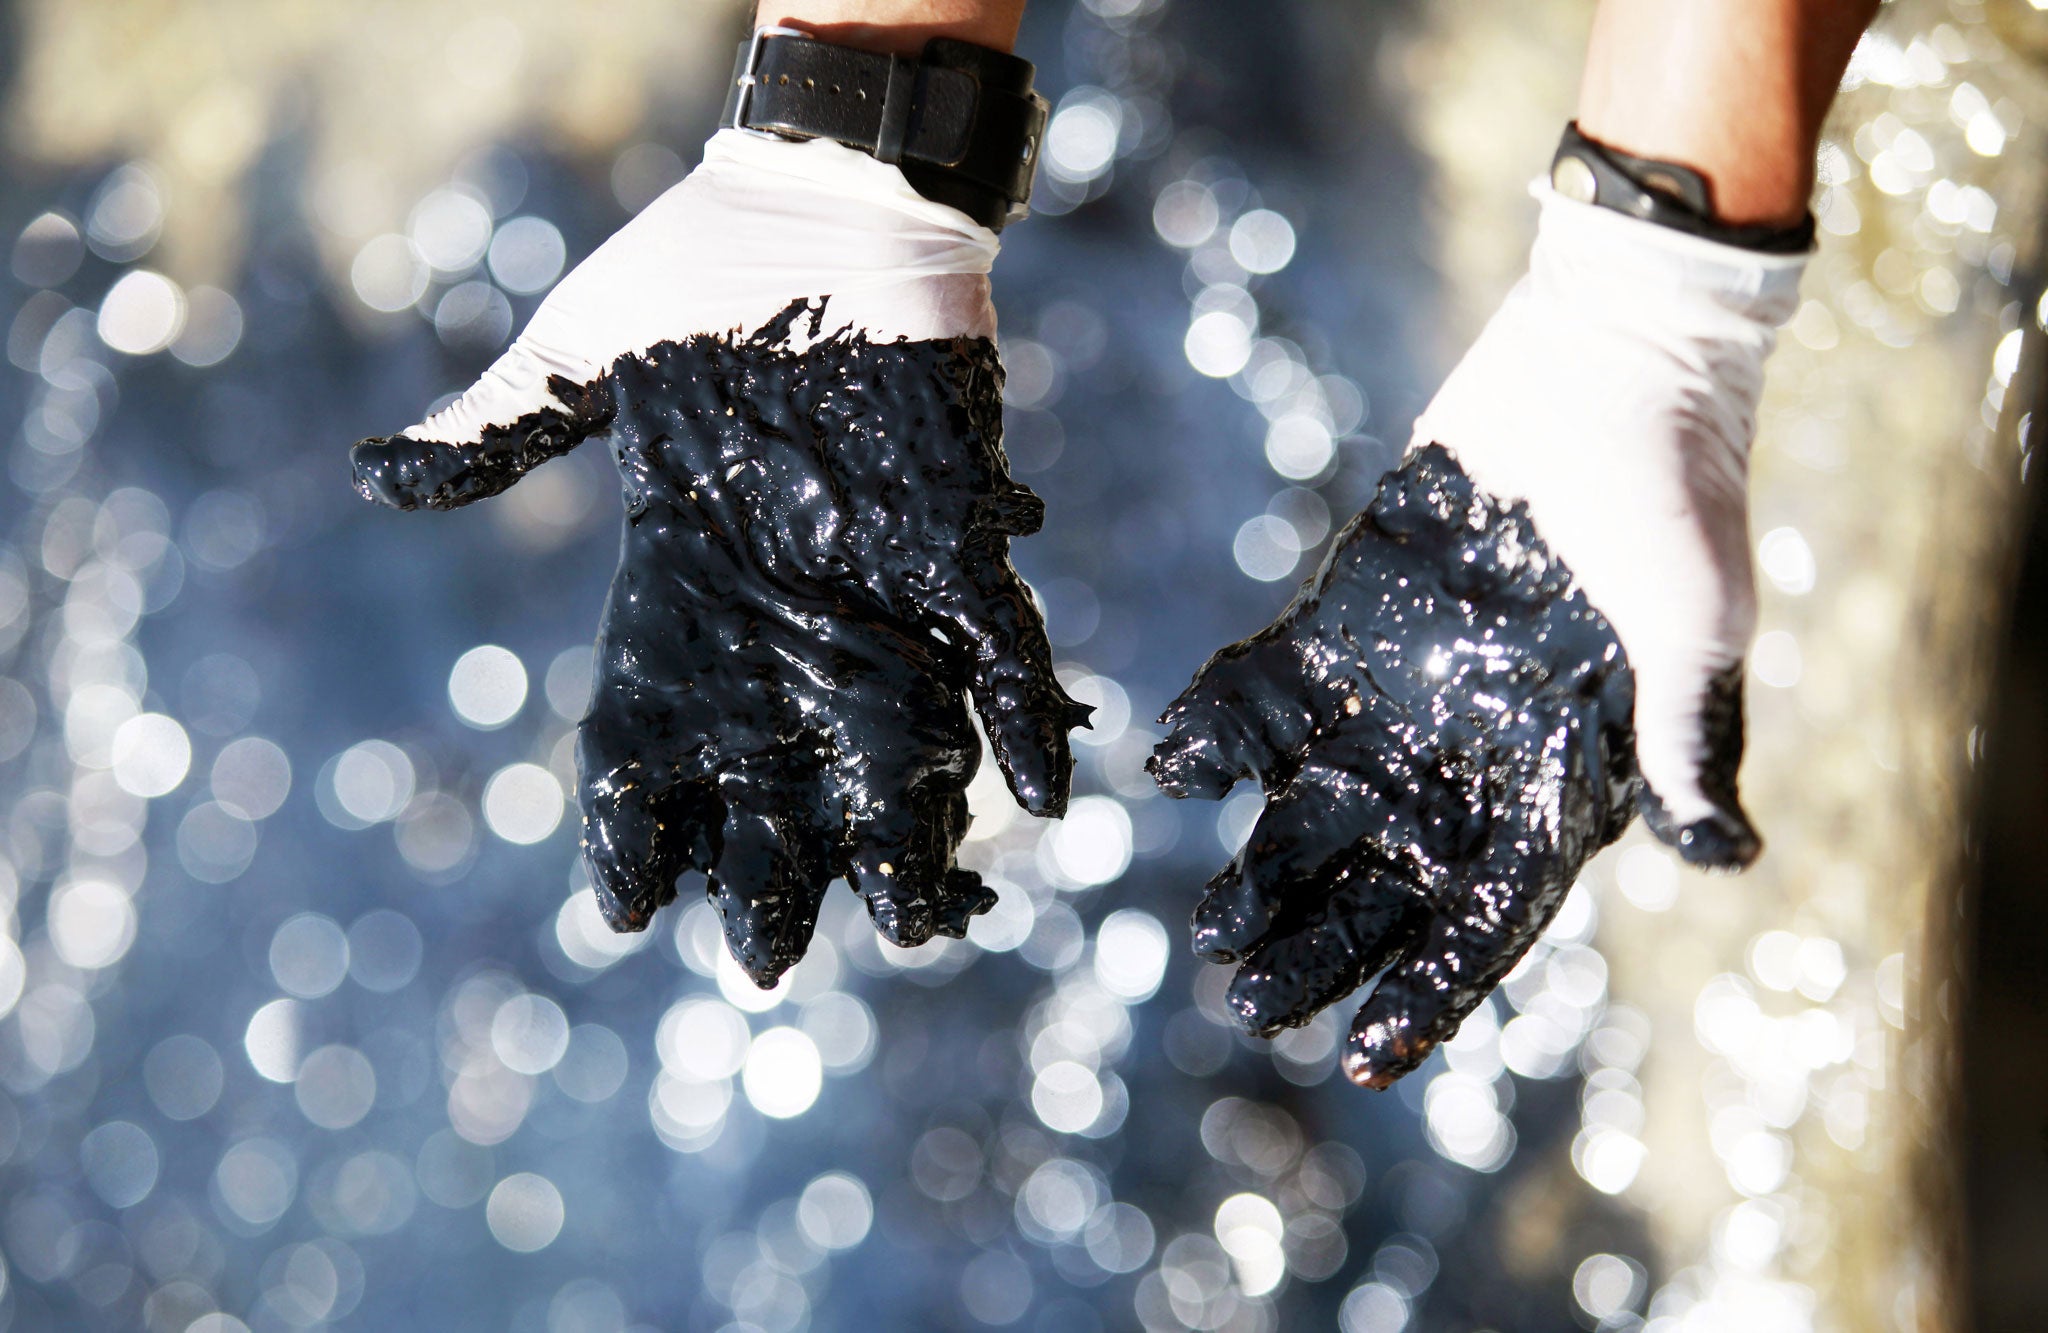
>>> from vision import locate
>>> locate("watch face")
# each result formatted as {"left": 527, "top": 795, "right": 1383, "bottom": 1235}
{"left": 1551, "top": 153, "right": 1598, "bottom": 204}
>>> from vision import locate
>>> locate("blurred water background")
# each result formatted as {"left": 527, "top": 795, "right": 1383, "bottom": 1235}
{"left": 0, "top": 0, "right": 2044, "bottom": 1329}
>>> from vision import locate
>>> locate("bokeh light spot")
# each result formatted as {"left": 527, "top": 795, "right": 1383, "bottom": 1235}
{"left": 482, "top": 762, "right": 563, "bottom": 844}
{"left": 448, "top": 645, "right": 528, "bottom": 729}
{"left": 486, "top": 1173, "right": 564, "bottom": 1252}
{"left": 742, "top": 1027, "right": 823, "bottom": 1119}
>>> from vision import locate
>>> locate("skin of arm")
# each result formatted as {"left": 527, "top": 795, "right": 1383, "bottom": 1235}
{"left": 1576, "top": 0, "right": 1883, "bottom": 228}
{"left": 753, "top": 0, "right": 1026, "bottom": 54}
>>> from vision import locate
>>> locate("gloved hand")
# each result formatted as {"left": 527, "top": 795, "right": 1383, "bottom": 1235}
{"left": 351, "top": 129, "right": 1086, "bottom": 986}
{"left": 1151, "top": 447, "right": 1638, "bottom": 1088}
{"left": 1152, "top": 187, "right": 1804, "bottom": 1086}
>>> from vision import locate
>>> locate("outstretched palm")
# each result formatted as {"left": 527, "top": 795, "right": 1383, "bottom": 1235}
{"left": 1150, "top": 447, "right": 1637, "bottom": 1087}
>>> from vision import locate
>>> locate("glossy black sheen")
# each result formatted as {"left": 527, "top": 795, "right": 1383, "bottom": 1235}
{"left": 1149, "top": 446, "right": 1639, "bottom": 1089}
{"left": 352, "top": 301, "right": 1085, "bottom": 986}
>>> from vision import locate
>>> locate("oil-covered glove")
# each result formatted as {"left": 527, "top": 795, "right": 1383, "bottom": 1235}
{"left": 351, "top": 129, "right": 1086, "bottom": 985}
{"left": 1150, "top": 447, "right": 1637, "bottom": 1088}
{"left": 1151, "top": 188, "right": 1804, "bottom": 1086}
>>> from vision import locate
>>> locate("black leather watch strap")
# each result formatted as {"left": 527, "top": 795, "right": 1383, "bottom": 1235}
{"left": 721, "top": 30, "right": 1049, "bottom": 232}
{"left": 1550, "top": 122, "right": 1815, "bottom": 255}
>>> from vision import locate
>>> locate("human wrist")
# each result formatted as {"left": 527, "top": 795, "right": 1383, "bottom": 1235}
{"left": 754, "top": 1, "right": 1024, "bottom": 54}
{"left": 1574, "top": 0, "right": 1878, "bottom": 231}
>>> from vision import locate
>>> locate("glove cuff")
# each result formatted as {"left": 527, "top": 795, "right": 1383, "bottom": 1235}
{"left": 1527, "top": 182, "right": 1809, "bottom": 329}
{"left": 700, "top": 129, "right": 1005, "bottom": 255}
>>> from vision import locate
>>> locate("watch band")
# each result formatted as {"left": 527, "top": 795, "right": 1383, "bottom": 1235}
{"left": 1549, "top": 122, "right": 1815, "bottom": 255}
{"left": 722, "top": 28, "right": 1049, "bottom": 232}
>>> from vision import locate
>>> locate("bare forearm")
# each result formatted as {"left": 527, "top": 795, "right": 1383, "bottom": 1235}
{"left": 1576, "top": 0, "right": 1880, "bottom": 227}
{"left": 753, "top": 0, "right": 1026, "bottom": 54}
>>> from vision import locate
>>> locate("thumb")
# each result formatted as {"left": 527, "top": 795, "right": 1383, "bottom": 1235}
{"left": 351, "top": 334, "right": 612, "bottom": 511}
{"left": 1149, "top": 625, "right": 1318, "bottom": 801}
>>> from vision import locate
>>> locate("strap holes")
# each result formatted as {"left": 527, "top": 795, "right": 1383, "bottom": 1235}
{"left": 777, "top": 74, "right": 789, "bottom": 85}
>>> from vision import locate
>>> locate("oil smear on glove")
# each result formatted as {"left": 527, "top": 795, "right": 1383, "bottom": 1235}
{"left": 354, "top": 299, "right": 1087, "bottom": 987}
{"left": 1150, "top": 446, "right": 1639, "bottom": 1088}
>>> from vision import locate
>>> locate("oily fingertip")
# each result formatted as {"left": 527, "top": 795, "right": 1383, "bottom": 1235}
{"left": 1341, "top": 1012, "right": 1435, "bottom": 1090}
{"left": 1639, "top": 787, "right": 1762, "bottom": 872}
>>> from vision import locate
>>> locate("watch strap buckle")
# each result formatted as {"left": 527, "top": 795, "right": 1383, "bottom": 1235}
{"left": 729, "top": 25, "right": 812, "bottom": 141}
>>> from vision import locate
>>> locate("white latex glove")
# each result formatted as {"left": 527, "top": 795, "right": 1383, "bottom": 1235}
{"left": 1411, "top": 185, "right": 1807, "bottom": 868}
{"left": 394, "top": 127, "right": 1000, "bottom": 452}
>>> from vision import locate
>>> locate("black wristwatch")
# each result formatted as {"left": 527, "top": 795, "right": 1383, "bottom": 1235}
{"left": 1549, "top": 122, "right": 1815, "bottom": 254}
{"left": 721, "top": 26, "right": 1049, "bottom": 232}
